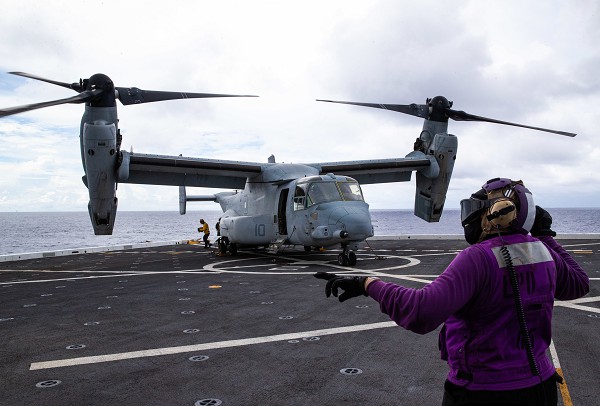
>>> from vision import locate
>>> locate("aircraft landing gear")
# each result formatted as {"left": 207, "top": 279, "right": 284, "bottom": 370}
{"left": 216, "top": 237, "right": 237, "bottom": 256}
{"left": 337, "top": 246, "right": 357, "bottom": 266}
{"left": 217, "top": 237, "right": 228, "bottom": 256}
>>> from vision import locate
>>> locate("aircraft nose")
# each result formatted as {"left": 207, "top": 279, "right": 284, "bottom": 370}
{"left": 328, "top": 205, "right": 373, "bottom": 239}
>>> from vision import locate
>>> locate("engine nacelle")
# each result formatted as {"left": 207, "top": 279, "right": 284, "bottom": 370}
{"left": 414, "top": 132, "right": 458, "bottom": 222}
{"left": 83, "top": 120, "right": 118, "bottom": 235}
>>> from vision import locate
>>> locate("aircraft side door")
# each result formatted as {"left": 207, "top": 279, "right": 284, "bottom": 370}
{"left": 277, "top": 188, "right": 289, "bottom": 235}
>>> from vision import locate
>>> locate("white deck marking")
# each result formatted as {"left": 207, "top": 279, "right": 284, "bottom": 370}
{"left": 554, "top": 301, "right": 600, "bottom": 314}
{"left": 203, "top": 254, "right": 421, "bottom": 275}
{"left": 549, "top": 339, "right": 561, "bottom": 369}
{"left": 562, "top": 242, "right": 600, "bottom": 248}
{"left": 29, "top": 321, "right": 397, "bottom": 370}
{"left": 555, "top": 295, "right": 600, "bottom": 314}
{"left": 549, "top": 340, "right": 574, "bottom": 406}
{"left": 565, "top": 295, "right": 600, "bottom": 304}
{"left": 0, "top": 273, "right": 144, "bottom": 285}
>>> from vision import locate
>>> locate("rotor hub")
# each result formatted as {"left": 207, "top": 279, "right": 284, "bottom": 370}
{"left": 87, "top": 73, "right": 116, "bottom": 108}
{"left": 427, "top": 96, "right": 452, "bottom": 122}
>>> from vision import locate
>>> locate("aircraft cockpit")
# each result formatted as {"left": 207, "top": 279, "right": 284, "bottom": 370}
{"left": 293, "top": 175, "right": 364, "bottom": 210}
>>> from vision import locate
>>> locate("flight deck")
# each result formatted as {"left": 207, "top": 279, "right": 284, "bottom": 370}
{"left": 1, "top": 238, "right": 598, "bottom": 405}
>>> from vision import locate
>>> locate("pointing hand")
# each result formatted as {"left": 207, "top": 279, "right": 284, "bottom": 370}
{"left": 314, "top": 272, "right": 368, "bottom": 302}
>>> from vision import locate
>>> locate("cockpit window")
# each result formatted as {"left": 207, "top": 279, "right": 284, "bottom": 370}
{"left": 300, "top": 180, "right": 364, "bottom": 208}
{"left": 307, "top": 182, "right": 341, "bottom": 206}
{"left": 338, "top": 182, "right": 364, "bottom": 201}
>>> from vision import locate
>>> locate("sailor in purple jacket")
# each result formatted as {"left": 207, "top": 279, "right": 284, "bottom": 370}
{"left": 315, "top": 178, "right": 589, "bottom": 405}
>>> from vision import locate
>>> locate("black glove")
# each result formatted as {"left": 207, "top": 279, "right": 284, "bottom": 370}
{"left": 314, "top": 272, "right": 368, "bottom": 302}
{"left": 530, "top": 206, "right": 557, "bottom": 237}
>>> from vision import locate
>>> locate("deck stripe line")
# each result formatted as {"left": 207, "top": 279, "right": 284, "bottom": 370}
{"left": 29, "top": 321, "right": 397, "bottom": 371}
{"left": 549, "top": 340, "right": 573, "bottom": 406}
{"left": 554, "top": 302, "right": 600, "bottom": 314}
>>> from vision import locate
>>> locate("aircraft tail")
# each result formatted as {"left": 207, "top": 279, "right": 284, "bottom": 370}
{"left": 178, "top": 186, "right": 217, "bottom": 215}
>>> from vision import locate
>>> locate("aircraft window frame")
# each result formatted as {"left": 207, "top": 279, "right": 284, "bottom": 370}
{"left": 293, "top": 185, "right": 307, "bottom": 211}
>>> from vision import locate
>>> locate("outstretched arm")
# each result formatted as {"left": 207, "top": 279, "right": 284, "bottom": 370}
{"left": 364, "top": 247, "right": 486, "bottom": 334}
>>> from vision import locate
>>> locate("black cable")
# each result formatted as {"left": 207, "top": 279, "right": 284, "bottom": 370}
{"left": 500, "top": 244, "right": 540, "bottom": 376}
{"left": 498, "top": 234, "right": 548, "bottom": 405}
{"left": 363, "top": 239, "right": 385, "bottom": 260}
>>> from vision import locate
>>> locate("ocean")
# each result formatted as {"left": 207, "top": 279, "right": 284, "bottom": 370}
{"left": 0, "top": 208, "right": 598, "bottom": 255}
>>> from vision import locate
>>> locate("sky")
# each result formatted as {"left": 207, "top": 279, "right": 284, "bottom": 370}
{"left": 0, "top": 0, "right": 598, "bottom": 214}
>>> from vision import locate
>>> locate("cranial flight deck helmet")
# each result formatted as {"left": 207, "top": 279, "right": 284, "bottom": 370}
{"left": 460, "top": 178, "right": 536, "bottom": 244}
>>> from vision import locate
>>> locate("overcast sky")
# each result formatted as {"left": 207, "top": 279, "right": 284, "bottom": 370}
{"left": 0, "top": 0, "right": 598, "bottom": 214}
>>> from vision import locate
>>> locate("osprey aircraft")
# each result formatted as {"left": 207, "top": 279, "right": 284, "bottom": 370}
{"left": 0, "top": 72, "right": 575, "bottom": 266}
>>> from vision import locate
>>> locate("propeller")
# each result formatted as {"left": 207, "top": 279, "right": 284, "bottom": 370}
{"left": 317, "top": 96, "right": 576, "bottom": 137}
{"left": 10, "top": 71, "right": 85, "bottom": 92}
{"left": 0, "top": 89, "right": 103, "bottom": 117}
{"left": 1, "top": 72, "right": 258, "bottom": 118}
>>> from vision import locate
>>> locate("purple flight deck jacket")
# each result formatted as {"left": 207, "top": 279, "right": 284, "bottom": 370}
{"left": 366, "top": 234, "right": 589, "bottom": 391}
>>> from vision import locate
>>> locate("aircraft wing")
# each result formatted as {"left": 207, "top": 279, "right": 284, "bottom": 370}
{"left": 119, "top": 153, "right": 433, "bottom": 188}
{"left": 309, "top": 156, "right": 432, "bottom": 184}
{"left": 119, "top": 152, "right": 263, "bottom": 189}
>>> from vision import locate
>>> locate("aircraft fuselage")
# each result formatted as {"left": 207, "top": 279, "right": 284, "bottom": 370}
{"left": 215, "top": 164, "right": 374, "bottom": 259}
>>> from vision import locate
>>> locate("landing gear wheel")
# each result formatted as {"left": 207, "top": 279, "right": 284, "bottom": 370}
{"left": 338, "top": 247, "right": 357, "bottom": 267}
{"left": 229, "top": 243, "right": 238, "bottom": 255}
{"left": 217, "top": 238, "right": 228, "bottom": 256}
{"left": 304, "top": 246, "right": 312, "bottom": 252}
{"left": 348, "top": 251, "right": 357, "bottom": 266}
{"left": 337, "top": 253, "right": 348, "bottom": 266}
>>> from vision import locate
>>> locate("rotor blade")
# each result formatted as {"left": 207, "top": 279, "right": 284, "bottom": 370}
{"left": 116, "top": 87, "right": 258, "bottom": 105}
{"left": 317, "top": 99, "right": 429, "bottom": 119}
{"left": 0, "top": 89, "right": 102, "bottom": 118}
{"left": 9, "top": 71, "right": 84, "bottom": 92}
{"left": 446, "top": 108, "right": 576, "bottom": 137}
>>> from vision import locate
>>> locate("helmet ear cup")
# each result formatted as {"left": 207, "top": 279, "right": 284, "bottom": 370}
{"left": 482, "top": 199, "right": 517, "bottom": 233}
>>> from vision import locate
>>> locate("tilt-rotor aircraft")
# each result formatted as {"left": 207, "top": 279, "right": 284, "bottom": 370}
{"left": 0, "top": 72, "right": 576, "bottom": 266}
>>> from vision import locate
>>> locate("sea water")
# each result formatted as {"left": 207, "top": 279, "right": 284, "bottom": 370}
{"left": 0, "top": 209, "right": 598, "bottom": 255}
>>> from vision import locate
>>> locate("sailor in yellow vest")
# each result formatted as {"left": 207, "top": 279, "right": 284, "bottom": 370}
{"left": 198, "top": 219, "right": 211, "bottom": 248}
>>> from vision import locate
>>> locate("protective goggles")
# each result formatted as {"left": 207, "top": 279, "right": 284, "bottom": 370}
{"left": 460, "top": 197, "right": 489, "bottom": 225}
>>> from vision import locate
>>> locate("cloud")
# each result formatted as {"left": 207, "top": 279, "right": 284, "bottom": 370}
{"left": 0, "top": 0, "right": 598, "bottom": 215}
